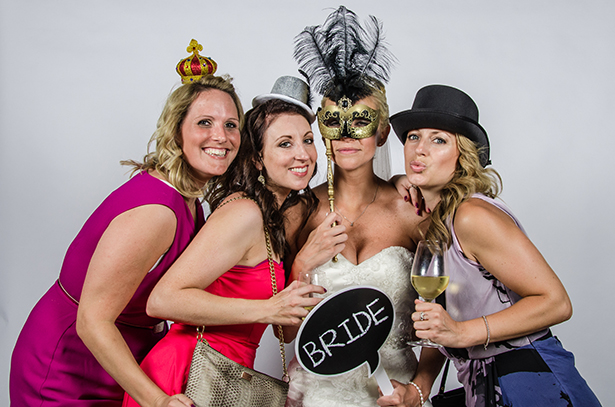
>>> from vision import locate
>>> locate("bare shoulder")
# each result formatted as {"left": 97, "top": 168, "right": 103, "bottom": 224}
{"left": 455, "top": 197, "right": 515, "bottom": 231}
{"left": 454, "top": 197, "right": 521, "bottom": 257}
{"left": 111, "top": 204, "right": 177, "bottom": 235}
{"left": 208, "top": 193, "right": 263, "bottom": 229}
{"left": 383, "top": 184, "right": 417, "bottom": 216}
{"left": 380, "top": 181, "right": 426, "bottom": 236}
{"left": 128, "top": 202, "right": 177, "bottom": 218}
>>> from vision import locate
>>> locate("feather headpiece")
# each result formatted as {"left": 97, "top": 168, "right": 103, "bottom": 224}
{"left": 293, "top": 6, "right": 396, "bottom": 102}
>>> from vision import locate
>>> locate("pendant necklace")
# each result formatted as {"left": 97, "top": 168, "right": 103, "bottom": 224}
{"left": 335, "top": 183, "right": 379, "bottom": 226}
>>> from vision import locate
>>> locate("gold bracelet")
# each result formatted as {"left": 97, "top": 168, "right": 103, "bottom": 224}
{"left": 407, "top": 380, "right": 424, "bottom": 407}
{"left": 482, "top": 315, "right": 490, "bottom": 350}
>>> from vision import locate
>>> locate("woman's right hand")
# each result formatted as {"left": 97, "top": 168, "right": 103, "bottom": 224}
{"left": 412, "top": 299, "right": 467, "bottom": 348}
{"left": 153, "top": 393, "right": 194, "bottom": 407}
{"left": 293, "top": 212, "right": 347, "bottom": 274}
{"left": 264, "top": 280, "right": 326, "bottom": 326}
{"left": 154, "top": 393, "right": 194, "bottom": 407}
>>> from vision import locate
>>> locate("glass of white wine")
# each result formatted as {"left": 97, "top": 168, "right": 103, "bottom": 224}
{"left": 408, "top": 240, "right": 449, "bottom": 348}
{"left": 299, "top": 270, "right": 327, "bottom": 312}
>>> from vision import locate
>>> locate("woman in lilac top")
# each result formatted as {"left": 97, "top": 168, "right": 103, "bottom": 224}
{"left": 9, "top": 56, "right": 244, "bottom": 406}
{"left": 389, "top": 84, "right": 600, "bottom": 406}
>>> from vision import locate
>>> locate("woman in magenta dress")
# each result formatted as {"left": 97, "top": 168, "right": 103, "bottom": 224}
{"left": 10, "top": 42, "right": 244, "bottom": 407}
{"left": 123, "top": 76, "right": 325, "bottom": 406}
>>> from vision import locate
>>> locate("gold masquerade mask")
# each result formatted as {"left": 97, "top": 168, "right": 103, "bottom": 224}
{"left": 317, "top": 97, "right": 380, "bottom": 140}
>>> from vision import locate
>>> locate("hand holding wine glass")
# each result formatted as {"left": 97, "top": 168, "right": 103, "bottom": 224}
{"left": 408, "top": 240, "right": 448, "bottom": 348}
{"left": 298, "top": 270, "right": 327, "bottom": 312}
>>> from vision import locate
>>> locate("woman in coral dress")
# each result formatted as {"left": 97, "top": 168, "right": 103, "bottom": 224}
{"left": 124, "top": 78, "right": 325, "bottom": 406}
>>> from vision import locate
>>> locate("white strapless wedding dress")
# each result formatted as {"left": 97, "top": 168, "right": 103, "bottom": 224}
{"left": 286, "top": 246, "right": 418, "bottom": 407}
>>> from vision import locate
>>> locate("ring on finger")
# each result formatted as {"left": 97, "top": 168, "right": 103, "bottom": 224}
{"left": 420, "top": 311, "right": 426, "bottom": 321}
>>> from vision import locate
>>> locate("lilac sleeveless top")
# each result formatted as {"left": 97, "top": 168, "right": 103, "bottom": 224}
{"left": 444, "top": 193, "right": 548, "bottom": 360}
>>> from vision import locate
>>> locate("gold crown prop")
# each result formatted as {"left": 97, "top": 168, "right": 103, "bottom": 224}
{"left": 176, "top": 39, "right": 217, "bottom": 83}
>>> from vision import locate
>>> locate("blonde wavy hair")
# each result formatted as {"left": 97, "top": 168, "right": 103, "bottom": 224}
{"left": 367, "top": 82, "right": 390, "bottom": 130}
{"left": 123, "top": 75, "right": 244, "bottom": 199}
{"left": 425, "top": 135, "right": 502, "bottom": 247}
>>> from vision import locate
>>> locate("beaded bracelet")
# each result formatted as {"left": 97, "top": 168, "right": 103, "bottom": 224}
{"left": 408, "top": 380, "right": 424, "bottom": 407}
{"left": 482, "top": 315, "right": 490, "bottom": 350}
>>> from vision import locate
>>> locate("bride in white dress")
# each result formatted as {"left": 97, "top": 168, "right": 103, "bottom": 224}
{"left": 287, "top": 247, "right": 417, "bottom": 406}
{"left": 283, "top": 89, "right": 444, "bottom": 407}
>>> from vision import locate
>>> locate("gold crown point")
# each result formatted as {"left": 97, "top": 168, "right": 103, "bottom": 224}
{"left": 187, "top": 39, "right": 203, "bottom": 54}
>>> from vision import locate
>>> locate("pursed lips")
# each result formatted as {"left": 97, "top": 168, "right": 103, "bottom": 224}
{"left": 409, "top": 160, "right": 426, "bottom": 172}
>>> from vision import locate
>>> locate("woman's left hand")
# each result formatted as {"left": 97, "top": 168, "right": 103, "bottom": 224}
{"left": 412, "top": 299, "right": 464, "bottom": 348}
{"left": 389, "top": 174, "right": 429, "bottom": 216}
{"left": 376, "top": 380, "right": 422, "bottom": 407}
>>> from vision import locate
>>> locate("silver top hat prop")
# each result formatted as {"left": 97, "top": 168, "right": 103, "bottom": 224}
{"left": 252, "top": 76, "right": 315, "bottom": 123}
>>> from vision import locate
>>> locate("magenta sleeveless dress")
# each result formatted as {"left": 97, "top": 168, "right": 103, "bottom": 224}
{"left": 10, "top": 172, "right": 204, "bottom": 407}
{"left": 122, "top": 259, "right": 285, "bottom": 407}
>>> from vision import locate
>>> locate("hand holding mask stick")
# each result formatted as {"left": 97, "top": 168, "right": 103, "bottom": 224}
{"left": 324, "top": 138, "right": 338, "bottom": 262}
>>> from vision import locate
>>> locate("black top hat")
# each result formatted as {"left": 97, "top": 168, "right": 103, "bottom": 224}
{"left": 390, "top": 85, "right": 491, "bottom": 167}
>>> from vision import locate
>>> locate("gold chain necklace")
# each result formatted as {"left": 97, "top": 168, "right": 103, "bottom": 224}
{"left": 335, "top": 183, "right": 379, "bottom": 226}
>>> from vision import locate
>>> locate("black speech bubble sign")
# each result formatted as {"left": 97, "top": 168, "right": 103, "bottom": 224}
{"left": 295, "top": 286, "right": 394, "bottom": 377}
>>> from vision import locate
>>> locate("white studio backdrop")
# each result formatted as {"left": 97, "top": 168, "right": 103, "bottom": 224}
{"left": 1, "top": 0, "right": 613, "bottom": 405}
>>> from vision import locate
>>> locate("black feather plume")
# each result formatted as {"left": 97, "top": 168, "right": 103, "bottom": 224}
{"left": 294, "top": 6, "right": 396, "bottom": 102}
{"left": 298, "top": 69, "right": 313, "bottom": 109}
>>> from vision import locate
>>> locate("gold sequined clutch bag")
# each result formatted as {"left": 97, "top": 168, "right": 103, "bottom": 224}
{"left": 185, "top": 214, "right": 288, "bottom": 406}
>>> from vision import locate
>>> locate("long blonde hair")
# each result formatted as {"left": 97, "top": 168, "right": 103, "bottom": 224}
{"left": 425, "top": 135, "right": 502, "bottom": 247}
{"left": 123, "top": 75, "right": 244, "bottom": 199}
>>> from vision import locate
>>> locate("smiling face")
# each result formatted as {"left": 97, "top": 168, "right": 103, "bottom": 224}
{"left": 323, "top": 96, "right": 389, "bottom": 171}
{"left": 179, "top": 89, "right": 241, "bottom": 186}
{"left": 404, "top": 128, "right": 459, "bottom": 192}
{"left": 257, "top": 113, "right": 317, "bottom": 201}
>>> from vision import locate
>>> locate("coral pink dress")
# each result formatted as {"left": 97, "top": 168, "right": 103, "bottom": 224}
{"left": 122, "top": 259, "right": 285, "bottom": 406}
{"left": 10, "top": 172, "right": 204, "bottom": 407}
